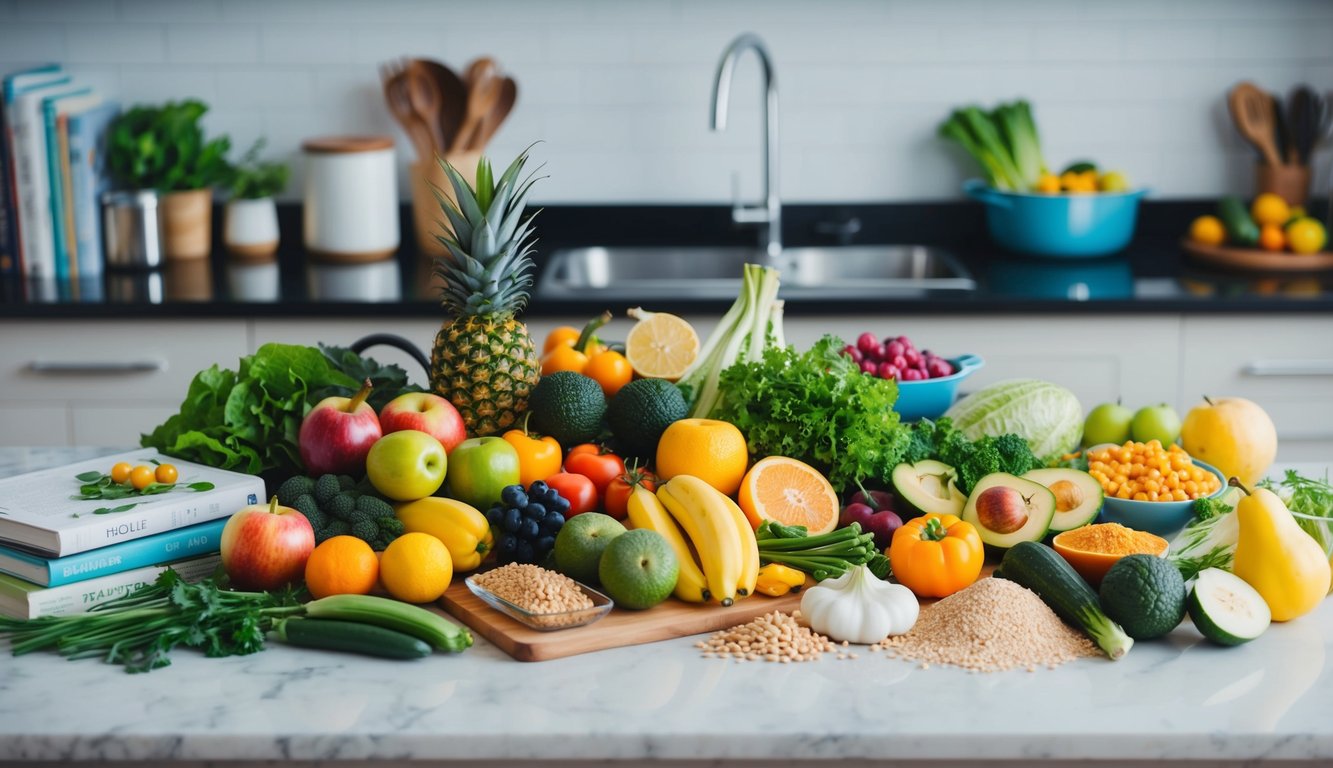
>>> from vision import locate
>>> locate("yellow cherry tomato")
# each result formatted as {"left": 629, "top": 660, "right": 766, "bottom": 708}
{"left": 110, "top": 462, "right": 133, "bottom": 484}
{"left": 130, "top": 465, "right": 156, "bottom": 490}
{"left": 155, "top": 464, "right": 178, "bottom": 484}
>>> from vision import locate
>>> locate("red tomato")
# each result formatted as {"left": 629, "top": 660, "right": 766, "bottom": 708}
{"left": 603, "top": 465, "right": 659, "bottom": 521}
{"left": 565, "top": 444, "right": 626, "bottom": 497}
{"left": 545, "top": 472, "right": 598, "bottom": 517}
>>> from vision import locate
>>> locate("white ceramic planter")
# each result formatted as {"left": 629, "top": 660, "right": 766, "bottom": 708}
{"left": 224, "top": 197, "right": 280, "bottom": 261}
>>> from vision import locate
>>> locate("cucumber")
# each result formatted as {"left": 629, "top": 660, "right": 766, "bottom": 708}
{"left": 303, "top": 593, "right": 473, "bottom": 652}
{"left": 994, "top": 541, "right": 1134, "bottom": 660}
{"left": 1217, "top": 196, "right": 1260, "bottom": 246}
{"left": 1188, "top": 568, "right": 1271, "bottom": 646}
{"left": 275, "top": 617, "right": 432, "bottom": 659}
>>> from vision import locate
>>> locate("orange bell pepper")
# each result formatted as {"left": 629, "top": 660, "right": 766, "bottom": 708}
{"left": 501, "top": 415, "right": 562, "bottom": 487}
{"left": 540, "top": 311, "right": 611, "bottom": 375}
{"left": 888, "top": 513, "right": 983, "bottom": 599}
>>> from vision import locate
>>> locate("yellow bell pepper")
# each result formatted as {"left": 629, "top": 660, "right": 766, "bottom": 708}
{"left": 755, "top": 563, "right": 806, "bottom": 597}
{"left": 395, "top": 497, "right": 494, "bottom": 573}
{"left": 1231, "top": 481, "right": 1331, "bottom": 622}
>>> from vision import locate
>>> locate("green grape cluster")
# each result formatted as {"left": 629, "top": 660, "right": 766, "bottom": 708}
{"left": 274, "top": 474, "right": 404, "bottom": 550}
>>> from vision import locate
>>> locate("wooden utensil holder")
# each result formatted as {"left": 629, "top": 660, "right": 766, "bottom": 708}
{"left": 1256, "top": 163, "right": 1311, "bottom": 207}
{"left": 411, "top": 152, "right": 482, "bottom": 259}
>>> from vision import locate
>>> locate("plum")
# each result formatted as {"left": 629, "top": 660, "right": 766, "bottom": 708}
{"left": 839, "top": 501, "right": 903, "bottom": 551}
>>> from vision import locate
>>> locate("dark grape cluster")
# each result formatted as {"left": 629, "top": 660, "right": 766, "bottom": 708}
{"left": 843, "top": 333, "right": 955, "bottom": 382}
{"left": 485, "top": 481, "right": 570, "bottom": 565}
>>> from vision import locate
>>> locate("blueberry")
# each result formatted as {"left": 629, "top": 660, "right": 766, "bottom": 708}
{"left": 524, "top": 502, "right": 547, "bottom": 521}
{"left": 520, "top": 519, "right": 540, "bottom": 539}
{"left": 515, "top": 540, "right": 534, "bottom": 564}
{"left": 485, "top": 505, "right": 504, "bottom": 526}
{"left": 541, "top": 512, "right": 565, "bottom": 534}
{"left": 497, "top": 534, "right": 518, "bottom": 554}
{"left": 501, "top": 485, "right": 527, "bottom": 507}
{"left": 535, "top": 535, "right": 556, "bottom": 556}
{"left": 528, "top": 480, "right": 549, "bottom": 497}
{"left": 547, "top": 494, "right": 570, "bottom": 513}
{"left": 541, "top": 488, "right": 563, "bottom": 505}
{"left": 503, "top": 507, "right": 522, "bottom": 533}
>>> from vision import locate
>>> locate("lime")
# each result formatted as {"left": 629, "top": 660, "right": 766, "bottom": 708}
{"left": 1097, "top": 171, "right": 1130, "bottom": 192}
{"left": 1285, "top": 218, "right": 1327, "bottom": 254}
{"left": 597, "top": 529, "right": 679, "bottom": 610}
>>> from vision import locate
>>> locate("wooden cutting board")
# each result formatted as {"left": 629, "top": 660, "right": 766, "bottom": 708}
{"left": 439, "top": 579, "right": 804, "bottom": 662}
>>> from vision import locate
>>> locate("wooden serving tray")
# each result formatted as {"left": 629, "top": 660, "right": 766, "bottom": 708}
{"left": 439, "top": 578, "right": 805, "bottom": 662}
{"left": 1181, "top": 239, "right": 1333, "bottom": 272}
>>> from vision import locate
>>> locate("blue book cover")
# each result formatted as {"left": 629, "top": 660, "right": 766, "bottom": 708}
{"left": 42, "top": 88, "right": 96, "bottom": 282}
{"left": 0, "top": 517, "right": 227, "bottom": 587}
{"left": 66, "top": 101, "right": 118, "bottom": 278}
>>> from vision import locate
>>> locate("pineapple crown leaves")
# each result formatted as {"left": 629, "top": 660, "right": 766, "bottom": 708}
{"left": 428, "top": 146, "right": 547, "bottom": 318}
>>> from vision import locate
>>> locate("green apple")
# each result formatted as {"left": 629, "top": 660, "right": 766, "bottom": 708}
{"left": 1083, "top": 401, "right": 1134, "bottom": 447}
{"left": 1131, "top": 403, "right": 1182, "bottom": 446}
{"left": 444, "top": 436, "right": 520, "bottom": 510}
{"left": 366, "top": 430, "right": 447, "bottom": 501}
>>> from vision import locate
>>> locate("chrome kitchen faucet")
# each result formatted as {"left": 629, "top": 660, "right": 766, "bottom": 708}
{"left": 711, "top": 33, "right": 781, "bottom": 259}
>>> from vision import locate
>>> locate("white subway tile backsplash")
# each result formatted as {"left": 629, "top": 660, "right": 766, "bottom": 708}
{"left": 5, "top": 0, "right": 1331, "bottom": 203}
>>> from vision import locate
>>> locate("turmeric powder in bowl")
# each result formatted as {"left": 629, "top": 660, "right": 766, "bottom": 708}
{"left": 1052, "top": 524, "right": 1169, "bottom": 587}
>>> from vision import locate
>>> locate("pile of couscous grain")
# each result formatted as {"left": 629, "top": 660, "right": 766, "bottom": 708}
{"left": 697, "top": 610, "right": 839, "bottom": 662}
{"left": 473, "top": 563, "right": 593, "bottom": 627}
{"left": 874, "top": 577, "right": 1097, "bottom": 672}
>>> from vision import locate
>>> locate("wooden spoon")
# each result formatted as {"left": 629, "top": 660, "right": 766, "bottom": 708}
{"left": 472, "top": 76, "right": 518, "bottom": 152}
{"left": 413, "top": 59, "right": 468, "bottom": 157}
{"left": 463, "top": 56, "right": 499, "bottom": 89}
{"left": 1228, "top": 82, "right": 1283, "bottom": 167}
{"left": 379, "top": 61, "right": 434, "bottom": 162}
{"left": 456, "top": 70, "right": 504, "bottom": 152}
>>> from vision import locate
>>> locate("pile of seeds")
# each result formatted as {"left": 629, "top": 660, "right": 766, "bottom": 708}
{"left": 697, "top": 610, "right": 838, "bottom": 662}
{"left": 874, "top": 577, "right": 1096, "bottom": 672}
{"left": 473, "top": 563, "right": 593, "bottom": 625}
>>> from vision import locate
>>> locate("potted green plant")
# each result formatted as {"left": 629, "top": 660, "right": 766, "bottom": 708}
{"left": 223, "top": 141, "right": 289, "bottom": 262}
{"left": 106, "top": 99, "right": 231, "bottom": 261}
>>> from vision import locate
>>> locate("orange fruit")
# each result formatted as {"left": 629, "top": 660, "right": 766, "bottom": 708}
{"left": 304, "top": 536, "right": 380, "bottom": 599}
{"left": 655, "top": 418, "right": 748, "bottom": 496}
{"left": 110, "top": 462, "right": 133, "bottom": 484}
{"left": 154, "top": 464, "right": 178, "bottom": 484}
{"left": 583, "top": 349, "right": 634, "bottom": 397}
{"left": 625, "top": 308, "right": 699, "bottom": 381}
{"left": 737, "top": 456, "right": 839, "bottom": 535}
{"left": 1188, "top": 215, "right": 1225, "bottom": 246}
{"left": 129, "top": 465, "right": 156, "bottom": 490}
{"left": 1251, "top": 193, "right": 1290, "bottom": 228}
{"left": 1258, "top": 223, "right": 1285, "bottom": 252}
{"left": 378, "top": 532, "right": 453, "bottom": 603}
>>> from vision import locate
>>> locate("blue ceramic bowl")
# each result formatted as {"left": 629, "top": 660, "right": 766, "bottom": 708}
{"left": 964, "top": 179, "right": 1148, "bottom": 259}
{"left": 1099, "top": 458, "right": 1227, "bottom": 538}
{"left": 892, "top": 354, "right": 984, "bottom": 422}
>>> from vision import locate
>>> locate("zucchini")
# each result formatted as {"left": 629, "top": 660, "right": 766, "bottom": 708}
{"left": 994, "top": 541, "right": 1134, "bottom": 660}
{"left": 275, "top": 617, "right": 431, "bottom": 659}
{"left": 1188, "top": 568, "right": 1270, "bottom": 646}
{"left": 303, "top": 594, "right": 473, "bottom": 653}
{"left": 1217, "top": 196, "right": 1260, "bottom": 246}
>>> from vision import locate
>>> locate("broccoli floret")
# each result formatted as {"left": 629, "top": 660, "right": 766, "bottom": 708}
{"left": 1193, "top": 495, "right": 1236, "bottom": 521}
{"left": 993, "top": 433, "right": 1040, "bottom": 476}
{"left": 377, "top": 517, "right": 405, "bottom": 537}
{"left": 326, "top": 493, "right": 356, "bottom": 521}
{"left": 355, "top": 495, "right": 395, "bottom": 519}
{"left": 351, "top": 518, "right": 379, "bottom": 541}
{"left": 314, "top": 474, "right": 342, "bottom": 505}
{"left": 276, "top": 475, "right": 315, "bottom": 506}
{"left": 292, "top": 493, "right": 320, "bottom": 520}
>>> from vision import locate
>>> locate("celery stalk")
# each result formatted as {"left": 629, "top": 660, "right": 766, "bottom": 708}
{"left": 679, "top": 263, "right": 783, "bottom": 418}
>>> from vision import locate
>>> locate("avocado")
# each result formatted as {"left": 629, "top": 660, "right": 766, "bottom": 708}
{"left": 1099, "top": 554, "right": 1187, "bottom": 640}
{"left": 1022, "top": 468, "right": 1103, "bottom": 533}
{"left": 961, "top": 472, "right": 1055, "bottom": 550}
{"left": 891, "top": 460, "right": 966, "bottom": 519}
{"left": 528, "top": 371, "right": 607, "bottom": 446}
{"left": 606, "top": 378, "right": 689, "bottom": 460}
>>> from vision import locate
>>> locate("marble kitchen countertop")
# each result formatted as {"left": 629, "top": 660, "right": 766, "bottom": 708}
{"left": 1, "top": 448, "right": 1331, "bottom": 766}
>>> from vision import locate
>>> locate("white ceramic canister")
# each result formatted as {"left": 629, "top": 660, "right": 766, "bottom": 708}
{"left": 302, "top": 136, "right": 399, "bottom": 263}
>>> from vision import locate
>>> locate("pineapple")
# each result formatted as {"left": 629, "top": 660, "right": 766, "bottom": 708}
{"left": 428, "top": 149, "right": 543, "bottom": 437}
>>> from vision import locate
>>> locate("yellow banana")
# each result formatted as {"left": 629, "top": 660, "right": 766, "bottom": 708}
{"left": 659, "top": 476, "right": 742, "bottom": 606}
{"left": 626, "top": 485, "right": 711, "bottom": 603}
{"left": 719, "top": 493, "right": 759, "bottom": 598}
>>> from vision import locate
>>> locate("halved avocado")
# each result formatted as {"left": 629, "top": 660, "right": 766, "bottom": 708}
{"left": 892, "top": 460, "right": 966, "bottom": 519}
{"left": 1022, "top": 467, "right": 1104, "bottom": 533}
{"left": 961, "top": 472, "right": 1056, "bottom": 550}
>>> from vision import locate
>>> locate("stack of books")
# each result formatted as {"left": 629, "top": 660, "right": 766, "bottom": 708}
{"left": 1, "top": 63, "right": 120, "bottom": 286}
{"left": 0, "top": 451, "right": 264, "bottom": 619}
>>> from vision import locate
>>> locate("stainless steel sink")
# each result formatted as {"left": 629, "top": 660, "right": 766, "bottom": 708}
{"left": 536, "top": 245, "right": 976, "bottom": 301}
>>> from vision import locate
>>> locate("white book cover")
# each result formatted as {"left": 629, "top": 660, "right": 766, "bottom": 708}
{"left": 0, "top": 450, "right": 264, "bottom": 557}
{"left": 8, "top": 76, "right": 76, "bottom": 279}
{"left": 0, "top": 553, "right": 221, "bottom": 620}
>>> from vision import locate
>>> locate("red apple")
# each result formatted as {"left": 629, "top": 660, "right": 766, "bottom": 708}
{"left": 220, "top": 496, "right": 316, "bottom": 591}
{"left": 379, "top": 392, "right": 467, "bottom": 454}
{"left": 299, "top": 378, "right": 382, "bottom": 476}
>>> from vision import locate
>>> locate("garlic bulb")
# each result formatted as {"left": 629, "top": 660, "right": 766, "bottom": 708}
{"left": 800, "top": 564, "right": 919, "bottom": 644}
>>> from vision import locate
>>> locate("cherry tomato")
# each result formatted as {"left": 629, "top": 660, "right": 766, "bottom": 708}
{"left": 502, "top": 422, "right": 562, "bottom": 487}
{"left": 110, "top": 462, "right": 133, "bottom": 484}
{"left": 545, "top": 472, "right": 598, "bottom": 517}
{"left": 565, "top": 444, "right": 626, "bottom": 498}
{"left": 129, "top": 465, "right": 156, "bottom": 490}
{"left": 584, "top": 350, "right": 634, "bottom": 398}
{"left": 154, "top": 463, "right": 178, "bottom": 484}
{"left": 603, "top": 465, "right": 659, "bottom": 521}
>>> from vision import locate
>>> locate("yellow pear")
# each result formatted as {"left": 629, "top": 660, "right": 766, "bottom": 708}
{"left": 1231, "top": 482, "right": 1331, "bottom": 622}
{"left": 1179, "top": 397, "right": 1277, "bottom": 486}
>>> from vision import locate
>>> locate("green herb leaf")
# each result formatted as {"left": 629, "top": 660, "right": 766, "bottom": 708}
{"left": 75, "top": 471, "right": 104, "bottom": 482}
{"left": 93, "top": 504, "right": 140, "bottom": 515}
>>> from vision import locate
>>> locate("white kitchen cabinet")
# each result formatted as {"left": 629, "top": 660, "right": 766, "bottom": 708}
{"left": 0, "top": 320, "right": 249, "bottom": 446}
{"left": 1180, "top": 316, "right": 1333, "bottom": 462}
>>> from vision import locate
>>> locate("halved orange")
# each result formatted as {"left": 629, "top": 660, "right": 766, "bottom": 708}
{"left": 737, "top": 456, "right": 839, "bottom": 535}
{"left": 624, "top": 308, "right": 699, "bottom": 381}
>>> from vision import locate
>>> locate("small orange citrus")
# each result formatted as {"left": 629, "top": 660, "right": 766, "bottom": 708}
{"left": 378, "top": 532, "right": 453, "bottom": 603}
{"left": 304, "top": 535, "right": 379, "bottom": 599}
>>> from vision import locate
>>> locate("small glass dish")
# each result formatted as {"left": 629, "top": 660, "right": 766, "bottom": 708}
{"left": 465, "top": 574, "right": 614, "bottom": 631}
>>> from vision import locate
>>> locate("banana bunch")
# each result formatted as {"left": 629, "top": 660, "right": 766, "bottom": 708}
{"left": 626, "top": 476, "right": 758, "bottom": 605}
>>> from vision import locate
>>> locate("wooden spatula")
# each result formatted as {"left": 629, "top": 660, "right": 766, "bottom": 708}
{"left": 1228, "top": 82, "right": 1283, "bottom": 167}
